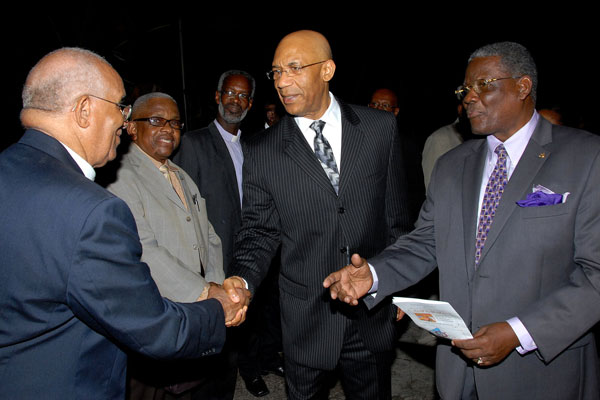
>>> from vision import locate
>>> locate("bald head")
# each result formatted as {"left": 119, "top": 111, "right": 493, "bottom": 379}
{"left": 20, "top": 47, "right": 127, "bottom": 168}
{"left": 272, "top": 30, "right": 336, "bottom": 119}
{"left": 277, "top": 30, "right": 333, "bottom": 61}
{"left": 22, "top": 48, "right": 118, "bottom": 115}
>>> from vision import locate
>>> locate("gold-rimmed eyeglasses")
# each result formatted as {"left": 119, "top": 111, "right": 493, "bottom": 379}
{"left": 455, "top": 76, "right": 521, "bottom": 100}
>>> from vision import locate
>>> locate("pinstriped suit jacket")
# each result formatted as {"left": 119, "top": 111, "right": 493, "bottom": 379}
{"left": 229, "top": 98, "right": 412, "bottom": 369}
{"left": 107, "top": 144, "right": 225, "bottom": 302}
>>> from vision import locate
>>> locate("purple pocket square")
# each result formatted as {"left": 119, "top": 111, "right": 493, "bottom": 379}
{"left": 516, "top": 191, "right": 563, "bottom": 207}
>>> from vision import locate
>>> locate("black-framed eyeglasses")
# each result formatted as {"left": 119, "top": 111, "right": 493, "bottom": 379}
{"left": 266, "top": 60, "right": 329, "bottom": 80}
{"left": 368, "top": 102, "right": 396, "bottom": 111}
{"left": 87, "top": 94, "right": 132, "bottom": 120}
{"left": 455, "top": 76, "right": 521, "bottom": 100}
{"left": 132, "top": 117, "right": 184, "bottom": 130}
{"left": 220, "top": 90, "right": 251, "bottom": 101}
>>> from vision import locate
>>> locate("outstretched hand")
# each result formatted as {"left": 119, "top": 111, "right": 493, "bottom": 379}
{"left": 322, "top": 254, "right": 373, "bottom": 306}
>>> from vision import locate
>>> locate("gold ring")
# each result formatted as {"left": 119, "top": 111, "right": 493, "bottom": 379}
{"left": 477, "top": 357, "right": 483, "bottom": 365}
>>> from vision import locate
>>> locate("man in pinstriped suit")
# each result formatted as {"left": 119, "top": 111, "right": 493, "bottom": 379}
{"left": 225, "top": 30, "right": 412, "bottom": 399}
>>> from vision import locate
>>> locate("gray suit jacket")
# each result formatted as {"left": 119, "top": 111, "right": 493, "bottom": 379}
{"left": 369, "top": 117, "right": 600, "bottom": 399}
{"left": 107, "top": 144, "right": 224, "bottom": 302}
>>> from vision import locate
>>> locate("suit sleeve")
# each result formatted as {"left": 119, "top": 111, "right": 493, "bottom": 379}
{"left": 227, "top": 144, "right": 281, "bottom": 294}
{"left": 365, "top": 160, "right": 440, "bottom": 309}
{"left": 66, "top": 196, "right": 225, "bottom": 359}
{"left": 517, "top": 148, "right": 600, "bottom": 362}
{"left": 108, "top": 177, "right": 209, "bottom": 302}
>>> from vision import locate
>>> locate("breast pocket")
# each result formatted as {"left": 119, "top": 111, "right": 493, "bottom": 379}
{"left": 519, "top": 201, "right": 570, "bottom": 219}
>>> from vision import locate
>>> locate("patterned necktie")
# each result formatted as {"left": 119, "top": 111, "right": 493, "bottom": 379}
{"left": 311, "top": 120, "right": 339, "bottom": 193}
{"left": 475, "top": 144, "right": 508, "bottom": 266}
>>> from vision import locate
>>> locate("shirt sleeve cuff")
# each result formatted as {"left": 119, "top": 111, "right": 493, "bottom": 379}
{"left": 368, "top": 263, "right": 378, "bottom": 297}
{"left": 507, "top": 317, "right": 537, "bottom": 354}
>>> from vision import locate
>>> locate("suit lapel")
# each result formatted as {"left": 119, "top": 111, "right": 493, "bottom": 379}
{"left": 338, "top": 101, "right": 363, "bottom": 196}
{"left": 128, "top": 145, "right": 187, "bottom": 212}
{"left": 208, "top": 122, "right": 242, "bottom": 211}
{"left": 462, "top": 140, "right": 487, "bottom": 280}
{"left": 477, "top": 118, "right": 552, "bottom": 266}
{"left": 282, "top": 115, "right": 338, "bottom": 195}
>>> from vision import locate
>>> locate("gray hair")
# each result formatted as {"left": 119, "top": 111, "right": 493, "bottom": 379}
{"left": 469, "top": 41, "right": 538, "bottom": 104}
{"left": 132, "top": 92, "right": 177, "bottom": 117}
{"left": 217, "top": 70, "right": 256, "bottom": 99}
{"left": 22, "top": 47, "right": 112, "bottom": 112}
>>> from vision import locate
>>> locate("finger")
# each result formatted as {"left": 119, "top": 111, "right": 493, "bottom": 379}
{"left": 452, "top": 338, "right": 481, "bottom": 351}
{"left": 223, "top": 279, "right": 241, "bottom": 303}
{"left": 323, "top": 272, "right": 340, "bottom": 288}
{"left": 225, "top": 307, "right": 245, "bottom": 327}
{"left": 350, "top": 253, "right": 365, "bottom": 268}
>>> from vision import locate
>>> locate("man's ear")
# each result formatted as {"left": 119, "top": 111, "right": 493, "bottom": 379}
{"left": 321, "top": 60, "right": 336, "bottom": 82}
{"left": 72, "top": 95, "right": 92, "bottom": 128}
{"left": 517, "top": 76, "right": 533, "bottom": 100}
{"left": 126, "top": 121, "right": 137, "bottom": 141}
{"left": 215, "top": 90, "right": 221, "bottom": 105}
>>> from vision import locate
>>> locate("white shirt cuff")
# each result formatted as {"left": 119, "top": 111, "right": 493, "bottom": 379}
{"left": 507, "top": 317, "right": 537, "bottom": 354}
{"left": 368, "top": 263, "right": 378, "bottom": 295}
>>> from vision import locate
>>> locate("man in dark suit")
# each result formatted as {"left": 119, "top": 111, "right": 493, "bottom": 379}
{"left": 224, "top": 30, "right": 412, "bottom": 399}
{"left": 324, "top": 42, "right": 600, "bottom": 399}
{"left": 175, "top": 70, "right": 284, "bottom": 397}
{"left": 0, "top": 47, "right": 248, "bottom": 399}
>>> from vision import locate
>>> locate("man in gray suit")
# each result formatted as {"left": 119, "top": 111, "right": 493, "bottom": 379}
{"left": 107, "top": 92, "right": 231, "bottom": 399}
{"left": 325, "top": 41, "right": 600, "bottom": 399}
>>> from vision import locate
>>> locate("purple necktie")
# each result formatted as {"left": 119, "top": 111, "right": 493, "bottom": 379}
{"left": 475, "top": 144, "right": 508, "bottom": 266}
{"left": 311, "top": 120, "right": 339, "bottom": 194}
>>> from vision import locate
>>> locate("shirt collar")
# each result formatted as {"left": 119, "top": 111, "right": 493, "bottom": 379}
{"left": 486, "top": 111, "right": 539, "bottom": 165}
{"left": 214, "top": 119, "right": 242, "bottom": 143}
{"left": 294, "top": 92, "right": 341, "bottom": 131}
{"left": 59, "top": 142, "right": 96, "bottom": 181}
{"left": 132, "top": 143, "right": 179, "bottom": 172}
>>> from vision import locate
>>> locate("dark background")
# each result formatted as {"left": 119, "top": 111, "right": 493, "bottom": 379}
{"left": 6, "top": 8, "right": 598, "bottom": 152}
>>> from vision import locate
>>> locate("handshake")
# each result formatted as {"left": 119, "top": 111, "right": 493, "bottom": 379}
{"left": 201, "top": 277, "right": 251, "bottom": 327}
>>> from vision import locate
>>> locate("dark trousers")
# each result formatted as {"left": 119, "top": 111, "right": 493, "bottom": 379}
{"left": 284, "top": 324, "right": 393, "bottom": 400}
{"left": 126, "top": 335, "right": 237, "bottom": 400}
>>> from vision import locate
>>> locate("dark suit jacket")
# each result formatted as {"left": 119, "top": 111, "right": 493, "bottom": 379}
{"left": 0, "top": 129, "right": 226, "bottom": 399}
{"left": 369, "top": 118, "right": 600, "bottom": 399}
{"left": 173, "top": 121, "right": 244, "bottom": 272}
{"left": 228, "top": 99, "right": 412, "bottom": 369}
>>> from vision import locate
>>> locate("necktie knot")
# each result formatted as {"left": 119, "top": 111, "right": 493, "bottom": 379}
{"left": 495, "top": 144, "right": 507, "bottom": 160}
{"left": 310, "top": 120, "right": 326, "bottom": 137}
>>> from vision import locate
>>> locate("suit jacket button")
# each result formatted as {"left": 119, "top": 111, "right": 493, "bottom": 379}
{"left": 338, "top": 207, "right": 345, "bottom": 214}
{"left": 340, "top": 247, "right": 346, "bottom": 253}
{"left": 186, "top": 216, "right": 191, "bottom": 221}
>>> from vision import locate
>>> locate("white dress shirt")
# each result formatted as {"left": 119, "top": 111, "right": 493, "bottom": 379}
{"left": 294, "top": 92, "right": 343, "bottom": 173}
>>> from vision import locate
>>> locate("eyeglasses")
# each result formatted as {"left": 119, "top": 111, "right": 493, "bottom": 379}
{"left": 88, "top": 94, "right": 132, "bottom": 120}
{"left": 132, "top": 117, "right": 185, "bottom": 130}
{"left": 220, "top": 90, "right": 251, "bottom": 101}
{"left": 266, "top": 60, "right": 329, "bottom": 80}
{"left": 455, "top": 76, "right": 521, "bottom": 100}
{"left": 368, "top": 102, "right": 396, "bottom": 111}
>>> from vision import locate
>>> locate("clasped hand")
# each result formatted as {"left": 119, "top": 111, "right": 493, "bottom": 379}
{"left": 207, "top": 280, "right": 251, "bottom": 327}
